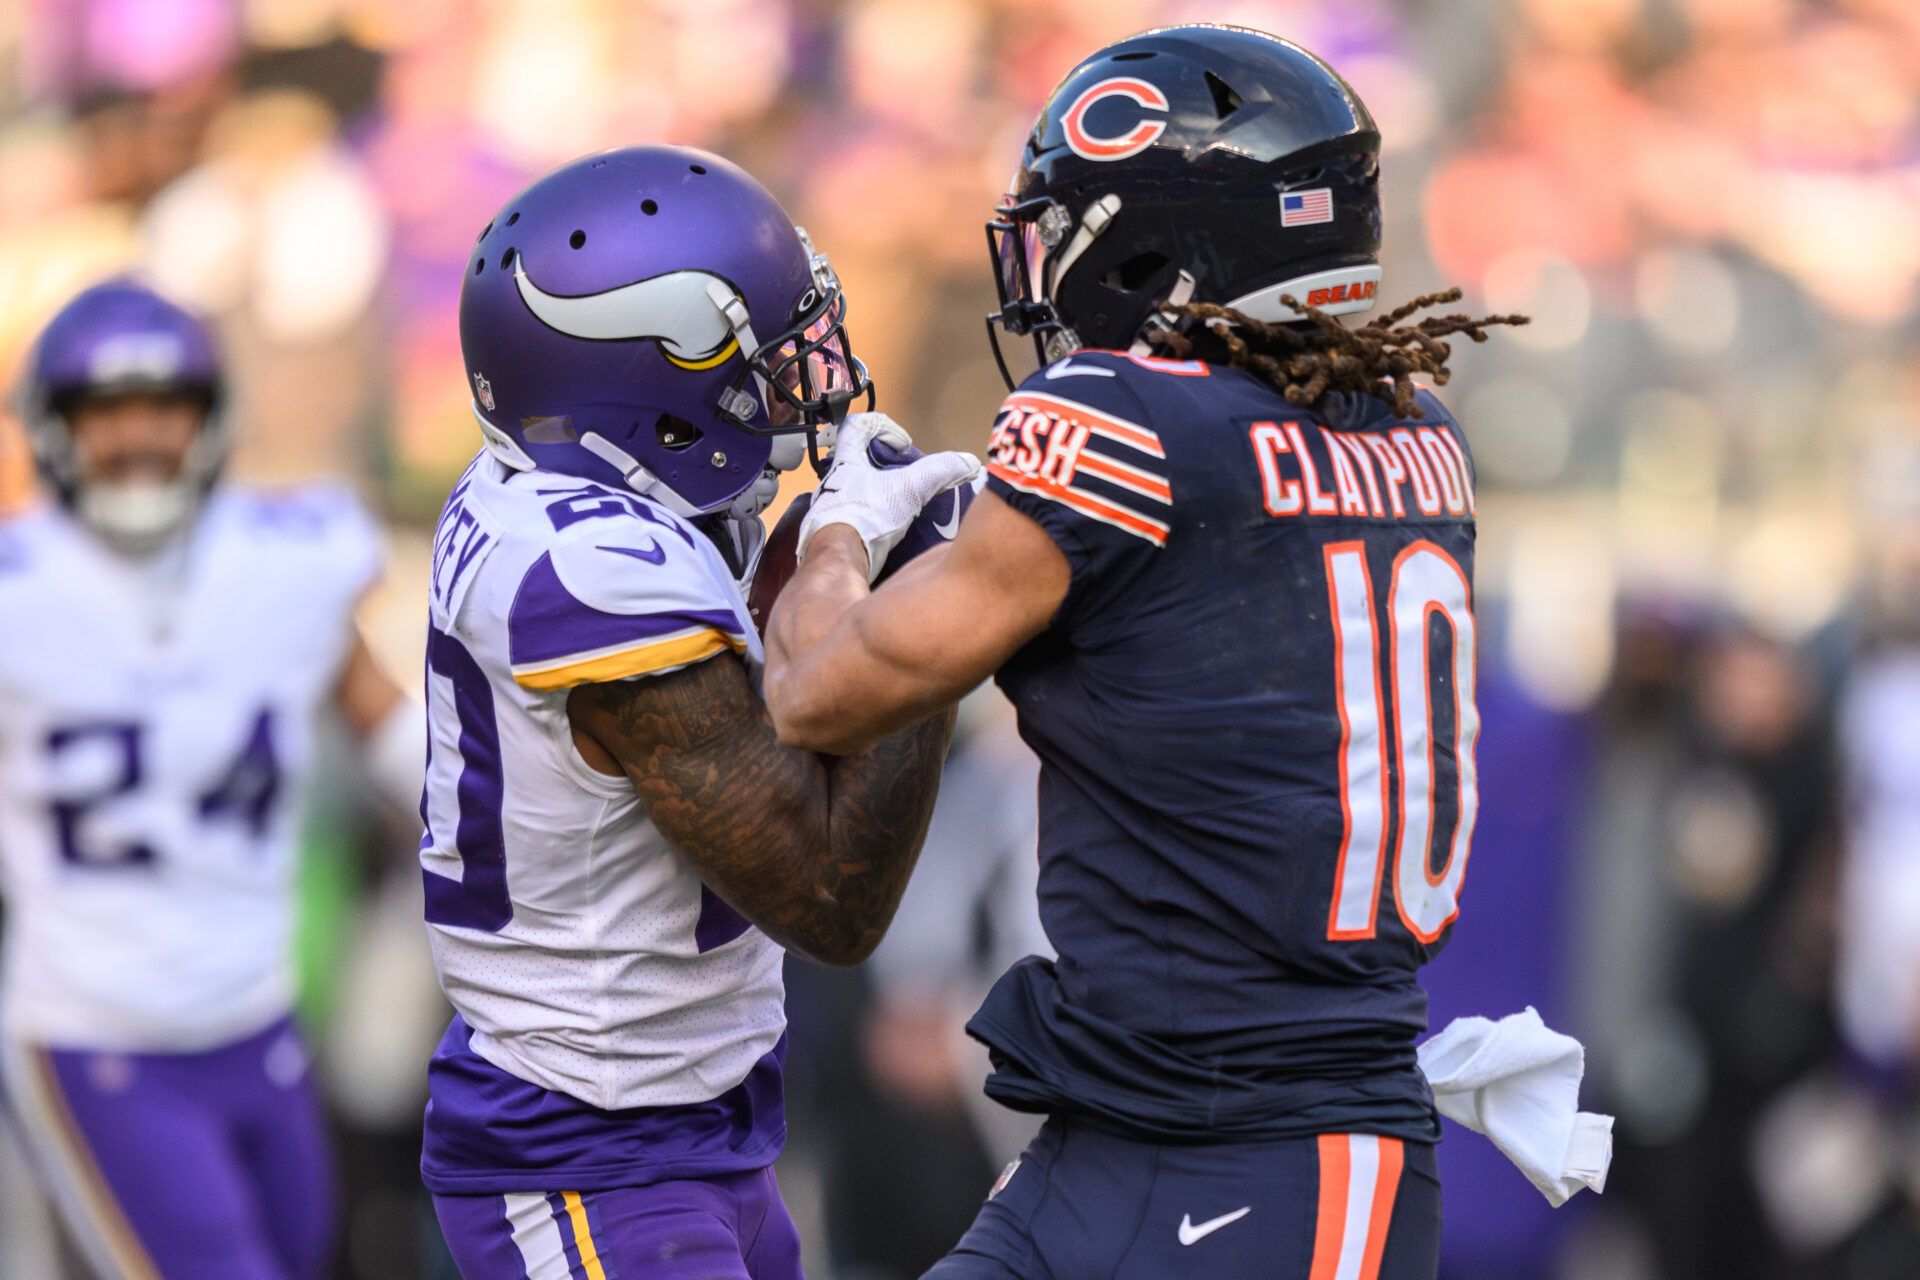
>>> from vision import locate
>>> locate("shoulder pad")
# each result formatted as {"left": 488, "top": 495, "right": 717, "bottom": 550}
{"left": 988, "top": 357, "right": 1174, "bottom": 547}
{"left": 1027, "top": 348, "right": 1214, "bottom": 392}
{"left": 232, "top": 482, "right": 369, "bottom": 535}
{"left": 229, "top": 482, "right": 382, "bottom": 597}
{"left": 505, "top": 489, "right": 749, "bottom": 691}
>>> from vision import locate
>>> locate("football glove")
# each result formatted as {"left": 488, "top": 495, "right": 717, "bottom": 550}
{"left": 796, "top": 412, "right": 979, "bottom": 582}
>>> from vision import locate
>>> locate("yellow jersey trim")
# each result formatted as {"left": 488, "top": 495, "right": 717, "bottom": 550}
{"left": 512, "top": 627, "right": 743, "bottom": 691}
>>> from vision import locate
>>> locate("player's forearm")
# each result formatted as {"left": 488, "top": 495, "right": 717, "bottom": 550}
{"left": 334, "top": 629, "right": 406, "bottom": 739}
{"left": 643, "top": 714, "right": 952, "bottom": 967}
{"left": 570, "top": 653, "right": 948, "bottom": 966}
{"left": 810, "top": 705, "right": 958, "bottom": 963}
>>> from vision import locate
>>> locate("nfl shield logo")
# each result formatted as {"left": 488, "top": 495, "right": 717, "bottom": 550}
{"left": 473, "top": 373, "right": 495, "bottom": 411}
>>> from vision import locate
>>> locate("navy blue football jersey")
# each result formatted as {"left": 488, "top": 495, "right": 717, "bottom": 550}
{"left": 972, "top": 348, "right": 1479, "bottom": 1145}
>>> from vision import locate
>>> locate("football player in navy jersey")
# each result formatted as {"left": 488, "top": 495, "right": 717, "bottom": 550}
{"left": 765, "top": 26, "right": 1528, "bottom": 1280}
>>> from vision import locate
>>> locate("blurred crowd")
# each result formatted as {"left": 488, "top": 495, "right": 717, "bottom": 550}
{"left": 3, "top": 0, "right": 1920, "bottom": 1276}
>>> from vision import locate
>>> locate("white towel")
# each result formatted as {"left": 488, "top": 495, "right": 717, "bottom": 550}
{"left": 1417, "top": 1007, "right": 1614, "bottom": 1206}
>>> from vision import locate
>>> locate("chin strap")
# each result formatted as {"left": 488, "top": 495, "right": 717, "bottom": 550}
{"left": 1128, "top": 270, "right": 1199, "bottom": 358}
{"left": 583, "top": 423, "right": 791, "bottom": 525}
{"left": 1048, "top": 194, "right": 1121, "bottom": 300}
{"left": 708, "top": 278, "right": 771, "bottom": 425}
{"left": 578, "top": 431, "right": 659, "bottom": 491}
{"left": 576, "top": 431, "right": 701, "bottom": 518}
{"left": 726, "top": 504, "right": 767, "bottom": 582}
{"left": 1031, "top": 195, "right": 1124, "bottom": 367}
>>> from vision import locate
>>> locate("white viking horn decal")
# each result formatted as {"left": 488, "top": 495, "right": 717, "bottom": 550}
{"left": 514, "top": 258, "right": 744, "bottom": 370}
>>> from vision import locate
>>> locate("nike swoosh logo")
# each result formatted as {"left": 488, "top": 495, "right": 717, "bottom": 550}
{"left": 1178, "top": 1207, "right": 1251, "bottom": 1246}
{"left": 1045, "top": 356, "right": 1116, "bottom": 380}
{"left": 598, "top": 541, "right": 665, "bottom": 565}
{"left": 932, "top": 494, "right": 962, "bottom": 540}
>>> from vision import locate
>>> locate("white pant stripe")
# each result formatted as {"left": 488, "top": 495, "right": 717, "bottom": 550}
{"left": 1334, "top": 1133, "right": 1381, "bottom": 1280}
{"left": 504, "top": 1190, "right": 572, "bottom": 1279}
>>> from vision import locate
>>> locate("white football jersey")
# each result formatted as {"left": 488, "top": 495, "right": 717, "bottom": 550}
{"left": 0, "top": 486, "right": 379, "bottom": 1052}
{"left": 421, "top": 453, "right": 783, "bottom": 1113}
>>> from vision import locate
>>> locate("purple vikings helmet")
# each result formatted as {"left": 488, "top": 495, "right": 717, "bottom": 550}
{"left": 460, "top": 146, "right": 871, "bottom": 516}
{"left": 18, "top": 279, "right": 228, "bottom": 550}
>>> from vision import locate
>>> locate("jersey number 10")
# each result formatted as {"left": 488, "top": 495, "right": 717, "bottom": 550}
{"left": 1323, "top": 540, "right": 1478, "bottom": 944}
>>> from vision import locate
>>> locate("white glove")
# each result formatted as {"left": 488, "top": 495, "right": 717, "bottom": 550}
{"left": 796, "top": 412, "right": 981, "bottom": 582}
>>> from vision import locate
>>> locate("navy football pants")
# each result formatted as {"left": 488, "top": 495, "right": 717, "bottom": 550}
{"left": 924, "top": 1117, "right": 1440, "bottom": 1280}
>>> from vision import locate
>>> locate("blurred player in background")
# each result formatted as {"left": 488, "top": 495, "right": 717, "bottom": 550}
{"left": 767, "top": 26, "right": 1530, "bottom": 1280}
{"left": 421, "top": 145, "right": 968, "bottom": 1280}
{"left": 0, "top": 280, "right": 420, "bottom": 1279}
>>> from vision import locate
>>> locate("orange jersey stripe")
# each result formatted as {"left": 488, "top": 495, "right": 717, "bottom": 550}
{"left": 988, "top": 462, "right": 1169, "bottom": 546}
{"left": 1075, "top": 452, "right": 1172, "bottom": 503}
{"left": 1002, "top": 391, "right": 1166, "bottom": 458}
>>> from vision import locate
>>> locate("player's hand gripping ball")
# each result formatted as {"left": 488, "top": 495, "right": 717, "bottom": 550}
{"left": 797, "top": 413, "right": 979, "bottom": 577}
{"left": 746, "top": 421, "right": 980, "bottom": 633}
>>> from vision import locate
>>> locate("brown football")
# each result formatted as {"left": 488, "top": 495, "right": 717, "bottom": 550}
{"left": 747, "top": 491, "right": 811, "bottom": 635}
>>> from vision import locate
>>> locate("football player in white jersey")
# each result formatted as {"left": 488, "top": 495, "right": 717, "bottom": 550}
{"left": 0, "top": 279, "right": 421, "bottom": 1279}
{"left": 421, "top": 146, "right": 975, "bottom": 1280}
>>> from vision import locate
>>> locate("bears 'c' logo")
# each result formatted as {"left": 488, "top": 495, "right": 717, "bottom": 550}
{"left": 1061, "top": 77, "right": 1171, "bottom": 162}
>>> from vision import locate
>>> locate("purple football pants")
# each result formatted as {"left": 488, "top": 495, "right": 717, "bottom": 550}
{"left": 434, "top": 1166, "right": 804, "bottom": 1280}
{"left": 1, "top": 1016, "right": 336, "bottom": 1279}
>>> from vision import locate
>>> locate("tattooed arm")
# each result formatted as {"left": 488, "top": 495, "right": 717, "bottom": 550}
{"left": 568, "top": 653, "right": 953, "bottom": 966}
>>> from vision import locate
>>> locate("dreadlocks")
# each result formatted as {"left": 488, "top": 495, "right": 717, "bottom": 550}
{"left": 1146, "top": 288, "right": 1529, "bottom": 418}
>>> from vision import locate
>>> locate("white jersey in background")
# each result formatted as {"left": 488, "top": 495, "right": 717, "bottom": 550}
{"left": 0, "top": 485, "right": 379, "bottom": 1052}
{"left": 420, "top": 452, "right": 783, "bottom": 1116}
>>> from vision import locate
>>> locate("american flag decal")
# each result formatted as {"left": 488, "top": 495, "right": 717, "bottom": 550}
{"left": 1281, "top": 187, "right": 1334, "bottom": 228}
{"left": 986, "top": 391, "right": 1171, "bottom": 546}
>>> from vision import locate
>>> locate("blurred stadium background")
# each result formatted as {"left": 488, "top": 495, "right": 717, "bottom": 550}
{"left": 3, "top": 0, "right": 1920, "bottom": 1276}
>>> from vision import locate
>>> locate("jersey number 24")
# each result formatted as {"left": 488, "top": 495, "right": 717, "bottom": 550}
{"left": 45, "top": 710, "right": 282, "bottom": 867}
{"left": 1322, "top": 540, "right": 1478, "bottom": 944}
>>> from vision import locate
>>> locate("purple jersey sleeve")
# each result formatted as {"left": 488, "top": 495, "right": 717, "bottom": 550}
{"left": 506, "top": 507, "right": 751, "bottom": 691}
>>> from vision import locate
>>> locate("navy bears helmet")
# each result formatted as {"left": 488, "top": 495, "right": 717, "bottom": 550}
{"left": 987, "top": 24, "right": 1383, "bottom": 386}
